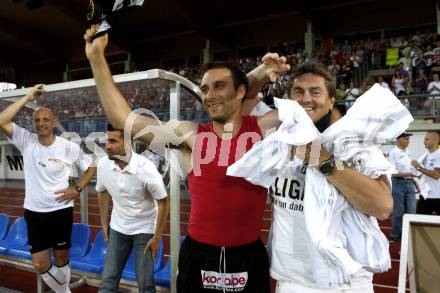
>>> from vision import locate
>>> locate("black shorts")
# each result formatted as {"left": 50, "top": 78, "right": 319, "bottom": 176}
{"left": 177, "top": 235, "right": 270, "bottom": 293}
{"left": 417, "top": 196, "right": 440, "bottom": 215}
{"left": 23, "top": 207, "right": 73, "bottom": 254}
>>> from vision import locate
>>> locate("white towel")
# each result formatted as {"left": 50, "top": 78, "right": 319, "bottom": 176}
{"left": 227, "top": 98, "right": 319, "bottom": 187}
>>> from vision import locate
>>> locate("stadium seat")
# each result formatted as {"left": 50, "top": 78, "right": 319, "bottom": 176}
{"left": 0, "top": 217, "right": 28, "bottom": 255}
{"left": 154, "top": 236, "right": 185, "bottom": 289}
{"left": 7, "top": 244, "right": 31, "bottom": 260}
{"left": 71, "top": 230, "right": 107, "bottom": 273}
{"left": 0, "top": 214, "right": 9, "bottom": 240}
{"left": 122, "top": 237, "right": 164, "bottom": 281}
{"left": 10, "top": 223, "right": 92, "bottom": 261}
{"left": 69, "top": 223, "right": 91, "bottom": 260}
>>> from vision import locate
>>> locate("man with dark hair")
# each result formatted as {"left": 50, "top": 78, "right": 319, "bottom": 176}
{"left": 201, "top": 61, "right": 249, "bottom": 94}
{"left": 259, "top": 63, "right": 393, "bottom": 292}
{"left": 84, "top": 26, "right": 288, "bottom": 292}
{"left": 412, "top": 130, "right": 440, "bottom": 215}
{"left": 97, "top": 123, "right": 169, "bottom": 292}
{"left": 0, "top": 85, "right": 96, "bottom": 293}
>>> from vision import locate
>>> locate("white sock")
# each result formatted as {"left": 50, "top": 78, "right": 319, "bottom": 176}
{"left": 58, "top": 262, "right": 71, "bottom": 293}
{"left": 41, "top": 265, "right": 70, "bottom": 293}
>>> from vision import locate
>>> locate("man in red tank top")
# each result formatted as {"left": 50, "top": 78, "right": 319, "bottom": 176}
{"left": 84, "top": 26, "right": 289, "bottom": 292}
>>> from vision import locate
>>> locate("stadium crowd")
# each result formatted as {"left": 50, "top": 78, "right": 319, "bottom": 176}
{"left": 2, "top": 28, "right": 440, "bottom": 133}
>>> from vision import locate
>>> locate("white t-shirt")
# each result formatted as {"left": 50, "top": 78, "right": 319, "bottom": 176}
{"left": 418, "top": 149, "right": 440, "bottom": 198}
{"left": 95, "top": 152, "right": 167, "bottom": 235}
{"left": 269, "top": 157, "right": 372, "bottom": 289}
{"left": 427, "top": 81, "right": 440, "bottom": 100}
{"left": 8, "top": 123, "right": 93, "bottom": 212}
{"left": 379, "top": 81, "right": 390, "bottom": 89}
{"left": 388, "top": 146, "right": 418, "bottom": 175}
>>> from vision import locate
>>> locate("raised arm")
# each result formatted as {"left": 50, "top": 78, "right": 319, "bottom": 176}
{"left": 83, "top": 26, "right": 197, "bottom": 149}
{"left": 0, "top": 84, "right": 44, "bottom": 138}
{"left": 246, "top": 53, "right": 290, "bottom": 101}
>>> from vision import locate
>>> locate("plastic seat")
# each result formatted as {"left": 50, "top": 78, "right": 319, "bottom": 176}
{"left": 0, "top": 217, "right": 28, "bottom": 255}
{"left": 154, "top": 256, "right": 171, "bottom": 288}
{"left": 10, "top": 223, "right": 92, "bottom": 261}
{"left": 154, "top": 236, "right": 185, "bottom": 289}
{"left": 122, "top": 237, "right": 164, "bottom": 281}
{"left": 69, "top": 223, "right": 90, "bottom": 260}
{"left": 71, "top": 230, "right": 107, "bottom": 273}
{"left": 0, "top": 214, "right": 9, "bottom": 240}
{"left": 7, "top": 244, "right": 32, "bottom": 260}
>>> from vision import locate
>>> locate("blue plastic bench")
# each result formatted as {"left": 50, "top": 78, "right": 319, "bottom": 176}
{"left": 0, "top": 217, "right": 28, "bottom": 255}
{"left": 0, "top": 214, "right": 9, "bottom": 240}
{"left": 154, "top": 236, "right": 185, "bottom": 289}
{"left": 9, "top": 222, "right": 92, "bottom": 261}
{"left": 122, "top": 237, "right": 164, "bottom": 281}
{"left": 69, "top": 223, "right": 91, "bottom": 260}
{"left": 71, "top": 230, "right": 107, "bottom": 273}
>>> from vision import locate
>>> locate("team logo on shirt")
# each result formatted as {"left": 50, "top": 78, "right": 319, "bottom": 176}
{"left": 47, "top": 157, "right": 62, "bottom": 163}
{"left": 201, "top": 270, "right": 248, "bottom": 291}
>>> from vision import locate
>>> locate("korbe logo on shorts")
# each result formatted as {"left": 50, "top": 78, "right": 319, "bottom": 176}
{"left": 201, "top": 270, "right": 248, "bottom": 291}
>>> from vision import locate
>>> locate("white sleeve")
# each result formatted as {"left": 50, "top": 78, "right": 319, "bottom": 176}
{"left": 388, "top": 151, "right": 398, "bottom": 169}
{"left": 7, "top": 123, "right": 34, "bottom": 153}
{"left": 95, "top": 158, "right": 106, "bottom": 193}
{"left": 72, "top": 143, "right": 94, "bottom": 172}
{"left": 433, "top": 152, "right": 440, "bottom": 169}
{"left": 143, "top": 161, "right": 167, "bottom": 200}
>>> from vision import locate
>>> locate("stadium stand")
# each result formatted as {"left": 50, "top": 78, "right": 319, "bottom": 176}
{"left": 0, "top": 0, "right": 439, "bottom": 292}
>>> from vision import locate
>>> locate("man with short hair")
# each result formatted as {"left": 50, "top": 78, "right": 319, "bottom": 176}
{"left": 388, "top": 132, "right": 419, "bottom": 242}
{"left": 425, "top": 73, "right": 440, "bottom": 115}
{"left": 84, "top": 26, "right": 288, "bottom": 292}
{"left": 0, "top": 85, "right": 96, "bottom": 293}
{"left": 377, "top": 75, "right": 390, "bottom": 90}
{"left": 412, "top": 131, "right": 440, "bottom": 214}
{"left": 268, "top": 63, "right": 393, "bottom": 292}
{"left": 97, "top": 124, "right": 169, "bottom": 293}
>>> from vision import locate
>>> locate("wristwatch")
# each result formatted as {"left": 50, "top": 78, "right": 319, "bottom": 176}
{"left": 75, "top": 185, "right": 83, "bottom": 193}
{"left": 319, "top": 155, "right": 336, "bottom": 176}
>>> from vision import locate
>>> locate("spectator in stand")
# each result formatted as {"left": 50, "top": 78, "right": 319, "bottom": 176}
{"left": 345, "top": 80, "right": 359, "bottom": 108}
{"left": 397, "top": 62, "right": 409, "bottom": 80}
{"left": 328, "top": 58, "right": 341, "bottom": 74}
{"left": 423, "top": 45, "right": 434, "bottom": 75}
{"left": 430, "top": 50, "right": 440, "bottom": 74}
{"left": 377, "top": 75, "right": 390, "bottom": 90}
{"left": 341, "top": 60, "right": 353, "bottom": 85}
{"left": 425, "top": 73, "right": 440, "bottom": 115}
{"left": 415, "top": 68, "right": 428, "bottom": 93}
{"left": 336, "top": 82, "right": 347, "bottom": 101}
{"left": 359, "top": 81, "right": 369, "bottom": 96}
{"left": 399, "top": 52, "right": 412, "bottom": 83}
{"left": 392, "top": 69, "right": 406, "bottom": 96}
{"left": 412, "top": 48, "right": 429, "bottom": 80}
{"left": 349, "top": 50, "right": 361, "bottom": 71}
